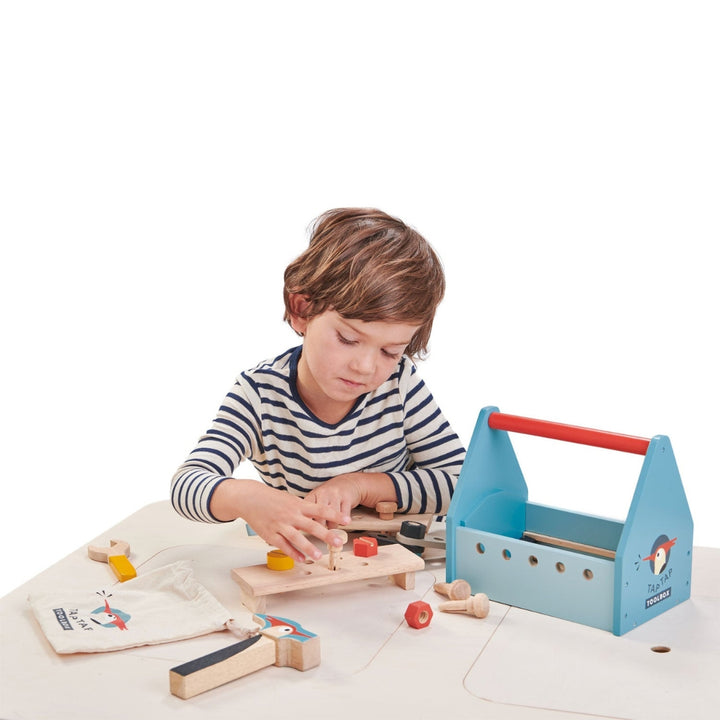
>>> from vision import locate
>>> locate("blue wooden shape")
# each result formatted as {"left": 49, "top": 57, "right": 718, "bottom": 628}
{"left": 613, "top": 435, "right": 693, "bottom": 634}
{"left": 446, "top": 406, "right": 527, "bottom": 582}
{"left": 446, "top": 407, "right": 693, "bottom": 635}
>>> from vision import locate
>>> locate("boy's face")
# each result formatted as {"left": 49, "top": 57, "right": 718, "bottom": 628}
{"left": 294, "top": 309, "right": 420, "bottom": 423}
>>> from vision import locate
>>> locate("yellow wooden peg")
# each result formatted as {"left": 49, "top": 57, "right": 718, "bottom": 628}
{"left": 108, "top": 554, "right": 137, "bottom": 582}
{"left": 266, "top": 550, "right": 294, "bottom": 571}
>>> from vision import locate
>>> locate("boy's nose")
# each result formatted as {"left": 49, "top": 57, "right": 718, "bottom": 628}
{"left": 349, "top": 349, "right": 375, "bottom": 375}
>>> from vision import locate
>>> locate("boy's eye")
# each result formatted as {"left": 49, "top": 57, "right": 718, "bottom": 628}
{"left": 337, "top": 331, "right": 402, "bottom": 359}
{"left": 382, "top": 349, "right": 402, "bottom": 360}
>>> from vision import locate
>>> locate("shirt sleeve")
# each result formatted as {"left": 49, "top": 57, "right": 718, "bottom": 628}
{"left": 170, "top": 381, "right": 260, "bottom": 523}
{"left": 385, "top": 363, "right": 466, "bottom": 515}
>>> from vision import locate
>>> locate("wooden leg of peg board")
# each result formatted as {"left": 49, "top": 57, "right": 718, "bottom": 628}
{"left": 391, "top": 571, "right": 415, "bottom": 590}
{"left": 238, "top": 589, "right": 267, "bottom": 614}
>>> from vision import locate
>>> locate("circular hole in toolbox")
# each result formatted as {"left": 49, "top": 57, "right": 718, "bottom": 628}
{"left": 502, "top": 549, "right": 512, "bottom": 560}
{"left": 476, "top": 542, "right": 486, "bottom": 554}
{"left": 583, "top": 569, "right": 594, "bottom": 580}
{"left": 528, "top": 555, "right": 539, "bottom": 566}
{"left": 651, "top": 645, "right": 671, "bottom": 653}
{"left": 556, "top": 562, "right": 566, "bottom": 573}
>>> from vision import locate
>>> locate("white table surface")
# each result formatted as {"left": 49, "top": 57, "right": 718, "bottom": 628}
{"left": 1, "top": 501, "right": 718, "bottom": 720}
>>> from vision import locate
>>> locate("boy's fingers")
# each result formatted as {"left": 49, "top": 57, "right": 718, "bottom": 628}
{"left": 303, "top": 499, "right": 350, "bottom": 526}
{"left": 264, "top": 502, "right": 351, "bottom": 563}
{"left": 274, "top": 532, "right": 320, "bottom": 563}
{"left": 292, "top": 518, "right": 346, "bottom": 555}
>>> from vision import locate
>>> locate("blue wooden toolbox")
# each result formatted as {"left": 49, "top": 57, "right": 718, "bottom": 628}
{"left": 446, "top": 407, "right": 693, "bottom": 635}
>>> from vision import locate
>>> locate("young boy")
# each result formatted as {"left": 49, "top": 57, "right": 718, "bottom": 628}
{"left": 171, "top": 208, "right": 466, "bottom": 563}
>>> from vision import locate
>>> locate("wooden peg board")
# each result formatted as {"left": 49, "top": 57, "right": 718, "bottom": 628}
{"left": 232, "top": 543, "right": 425, "bottom": 612}
{"left": 339, "top": 506, "right": 433, "bottom": 534}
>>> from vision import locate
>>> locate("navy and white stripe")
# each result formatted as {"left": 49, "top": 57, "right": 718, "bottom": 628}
{"left": 171, "top": 346, "right": 466, "bottom": 523}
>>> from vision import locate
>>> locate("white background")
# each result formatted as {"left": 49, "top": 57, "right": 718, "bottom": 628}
{"left": 1, "top": 1, "right": 718, "bottom": 598}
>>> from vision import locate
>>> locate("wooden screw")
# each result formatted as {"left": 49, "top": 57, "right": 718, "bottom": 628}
{"left": 327, "top": 529, "right": 348, "bottom": 571}
{"left": 433, "top": 579, "right": 472, "bottom": 600}
{"left": 375, "top": 501, "right": 398, "bottom": 520}
{"left": 438, "top": 593, "right": 489, "bottom": 618}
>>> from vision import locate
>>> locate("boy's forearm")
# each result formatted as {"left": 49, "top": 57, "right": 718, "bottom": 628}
{"left": 386, "top": 468, "right": 458, "bottom": 515}
{"left": 210, "top": 473, "right": 400, "bottom": 523}
{"left": 208, "top": 477, "right": 258, "bottom": 522}
{"left": 353, "top": 472, "right": 398, "bottom": 510}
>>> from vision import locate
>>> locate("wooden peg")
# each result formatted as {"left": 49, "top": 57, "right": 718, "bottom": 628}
{"left": 266, "top": 550, "right": 294, "bottom": 571}
{"left": 376, "top": 501, "right": 398, "bottom": 520}
{"left": 438, "top": 593, "right": 489, "bottom": 618}
{"left": 433, "top": 578, "right": 472, "bottom": 601}
{"left": 169, "top": 613, "right": 320, "bottom": 699}
{"left": 327, "top": 529, "right": 348, "bottom": 570}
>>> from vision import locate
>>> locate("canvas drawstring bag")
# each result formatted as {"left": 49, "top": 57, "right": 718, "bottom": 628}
{"left": 28, "top": 561, "right": 246, "bottom": 654}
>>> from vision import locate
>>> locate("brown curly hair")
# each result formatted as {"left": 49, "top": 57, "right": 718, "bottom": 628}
{"left": 283, "top": 208, "right": 445, "bottom": 359}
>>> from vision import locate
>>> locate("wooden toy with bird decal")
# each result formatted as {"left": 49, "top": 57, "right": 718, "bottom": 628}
{"left": 169, "top": 613, "right": 320, "bottom": 699}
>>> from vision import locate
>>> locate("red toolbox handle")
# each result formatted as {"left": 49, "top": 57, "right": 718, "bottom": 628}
{"left": 487, "top": 412, "right": 650, "bottom": 455}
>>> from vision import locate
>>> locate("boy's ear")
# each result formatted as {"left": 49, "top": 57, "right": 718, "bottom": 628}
{"left": 287, "top": 293, "right": 311, "bottom": 335}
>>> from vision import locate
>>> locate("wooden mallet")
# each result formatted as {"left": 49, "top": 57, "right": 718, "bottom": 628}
{"left": 169, "top": 613, "right": 320, "bottom": 699}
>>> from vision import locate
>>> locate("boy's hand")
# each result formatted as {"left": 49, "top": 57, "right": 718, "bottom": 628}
{"left": 305, "top": 471, "right": 398, "bottom": 526}
{"left": 210, "top": 479, "right": 350, "bottom": 563}
{"left": 304, "top": 474, "right": 363, "bottom": 526}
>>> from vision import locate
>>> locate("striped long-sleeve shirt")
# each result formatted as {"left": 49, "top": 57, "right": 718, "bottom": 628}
{"left": 171, "top": 346, "right": 466, "bottom": 523}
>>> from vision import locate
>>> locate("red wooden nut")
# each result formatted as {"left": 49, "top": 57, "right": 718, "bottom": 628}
{"left": 353, "top": 536, "right": 379, "bottom": 557}
{"left": 404, "top": 600, "right": 433, "bottom": 629}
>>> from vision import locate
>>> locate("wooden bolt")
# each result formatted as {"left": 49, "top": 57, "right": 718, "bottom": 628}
{"left": 375, "top": 501, "right": 398, "bottom": 520}
{"left": 327, "top": 529, "right": 348, "bottom": 571}
{"left": 433, "top": 579, "right": 472, "bottom": 601}
{"left": 438, "top": 593, "right": 489, "bottom": 618}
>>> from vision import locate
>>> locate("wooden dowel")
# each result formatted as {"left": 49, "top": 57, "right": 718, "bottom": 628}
{"left": 522, "top": 531, "right": 616, "bottom": 559}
